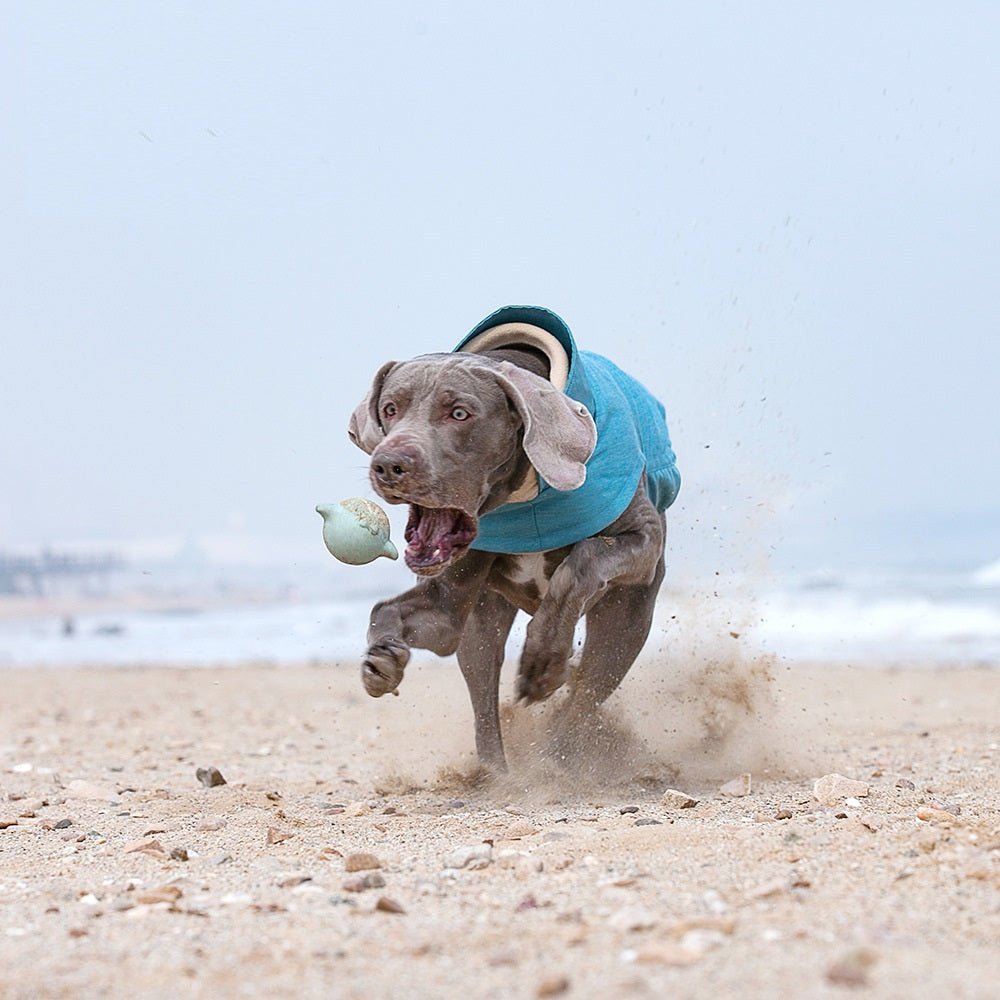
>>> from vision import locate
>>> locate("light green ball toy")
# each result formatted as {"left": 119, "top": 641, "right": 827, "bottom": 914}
{"left": 315, "top": 498, "right": 398, "bottom": 565}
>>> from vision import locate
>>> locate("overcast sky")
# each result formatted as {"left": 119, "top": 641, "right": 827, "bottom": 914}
{"left": 3, "top": 3, "right": 998, "bottom": 579}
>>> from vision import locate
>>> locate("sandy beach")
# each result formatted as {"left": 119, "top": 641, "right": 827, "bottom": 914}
{"left": 1, "top": 651, "right": 998, "bottom": 999}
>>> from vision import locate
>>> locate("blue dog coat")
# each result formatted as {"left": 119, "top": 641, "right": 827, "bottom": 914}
{"left": 454, "top": 306, "right": 680, "bottom": 553}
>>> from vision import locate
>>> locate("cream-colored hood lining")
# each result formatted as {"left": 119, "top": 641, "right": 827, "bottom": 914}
{"left": 460, "top": 321, "right": 570, "bottom": 504}
{"left": 459, "top": 322, "right": 570, "bottom": 391}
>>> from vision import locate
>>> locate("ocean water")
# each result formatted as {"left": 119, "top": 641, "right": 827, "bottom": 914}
{"left": 1, "top": 559, "right": 998, "bottom": 669}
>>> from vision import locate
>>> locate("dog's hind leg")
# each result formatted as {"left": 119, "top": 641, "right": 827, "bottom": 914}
{"left": 456, "top": 589, "right": 518, "bottom": 770}
{"left": 550, "top": 553, "right": 665, "bottom": 755}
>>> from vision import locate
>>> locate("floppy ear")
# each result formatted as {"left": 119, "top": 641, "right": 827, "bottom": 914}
{"left": 493, "top": 361, "right": 596, "bottom": 490}
{"left": 347, "top": 361, "right": 398, "bottom": 454}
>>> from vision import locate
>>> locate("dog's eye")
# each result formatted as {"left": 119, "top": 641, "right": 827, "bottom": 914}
{"left": 450, "top": 406, "right": 470, "bottom": 421}
{"left": 382, "top": 402, "right": 397, "bottom": 420}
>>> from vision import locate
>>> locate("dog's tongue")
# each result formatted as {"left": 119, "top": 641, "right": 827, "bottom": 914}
{"left": 404, "top": 506, "right": 478, "bottom": 572}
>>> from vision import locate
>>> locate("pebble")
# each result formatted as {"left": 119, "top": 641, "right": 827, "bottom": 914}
{"left": 609, "top": 905, "right": 659, "bottom": 932}
{"left": 195, "top": 766, "right": 227, "bottom": 788}
{"left": 634, "top": 818, "right": 662, "bottom": 827}
{"left": 136, "top": 885, "right": 183, "bottom": 905}
{"left": 503, "top": 822, "right": 539, "bottom": 840}
{"left": 720, "top": 773, "right": 752, "bottom": 797}
{"left": 747, "top": 878, "right": 787, "bottom": 900}
{"left": 65, "top": 779, "right": 118, "bottom": 802}
{"left": 661, "top": 789, "right": 699, "bottom": 809}
{"left": 443, "top": 844, "right": 493, "bottom": 870}
{"left": 668, "top": 916, "right": 737, "bottom": 938}
{"left": 344, "top": 852, "right": 382, "bottom": 872}
{"left": 916, "top": 806, "right": 958, "bottom": 824}
{"left": 536, "top": 974, "right": 570, "bottom": 997}
{"left": 343, "top": 872, "right": 385, "bottom": 892}
{"left": 123, "top": 838, "right": 169, "bottom": 860}
{"left": 54, "top": 819, "right": 73, "bottom": 830}
{"left": 630, "top": 943, "right": 701, "bottom": 966}
{"left": 496, "top": 850, "right": 544, "bottom": 877}
{"left": 895, "top": 778, "right": 916, "bottom": 791}
{"left": 277, "top": 874, "right": 312, "bottom": 888}
{"left": 266, "top": 827, "right": 294, "bottom": 845}
{"left": 197, "top": 817, "right": 226, "bottom": 832}
{"left": 375, "top": 895, "right": 405, "bottom": 914}
{"left": 825, "top": 946, "right": 878, "bottom": 987}
{"left": 0, "top": 819, "right": 17, "bottom": 830}
{"left": 774, "top": 809, "right": 793, "bottom": 820}
{"left": 679, "top": 928, "right": 728, "bottom": 954}
{"left": 619, "top": 805, "right": 639, "bottom": 814}
{"left": 813, "top": 773, "right": 870, "bottom": 806}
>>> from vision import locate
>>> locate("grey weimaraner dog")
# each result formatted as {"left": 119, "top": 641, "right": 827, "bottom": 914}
{"left": 348, "top": 306, "right": 680, "bottom": 770}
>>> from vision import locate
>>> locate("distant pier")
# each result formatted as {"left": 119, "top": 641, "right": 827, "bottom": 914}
{"left": 0, "top": 550, "right": 125, "bottom": 597}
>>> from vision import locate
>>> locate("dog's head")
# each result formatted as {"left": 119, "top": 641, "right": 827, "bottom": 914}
{"left": 348, "top": 353, "right": 596, "bottom": 575}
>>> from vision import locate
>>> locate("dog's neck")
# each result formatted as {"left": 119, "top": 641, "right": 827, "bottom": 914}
{"left": 462, "top": 323, "right": 571, "bottom": 505}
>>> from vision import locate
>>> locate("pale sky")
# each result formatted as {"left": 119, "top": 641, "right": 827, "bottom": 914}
{"left": 3, "top": 2, "right": 998, "bottom": 578}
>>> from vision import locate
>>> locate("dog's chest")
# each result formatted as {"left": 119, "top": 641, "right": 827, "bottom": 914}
{"left": 489, "top": 552, "right": 562, "bottom": 614}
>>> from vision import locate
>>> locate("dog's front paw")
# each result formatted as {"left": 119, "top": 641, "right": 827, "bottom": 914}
{"left": 516, "top": 634, "right": 570, "bottom": 704}
{"left": 362, "top": 640, "right": 410, "bottom": 697}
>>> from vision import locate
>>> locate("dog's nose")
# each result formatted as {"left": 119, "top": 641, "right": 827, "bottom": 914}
{"left": 371, "top": 448, "right": 417, "bottom": 488}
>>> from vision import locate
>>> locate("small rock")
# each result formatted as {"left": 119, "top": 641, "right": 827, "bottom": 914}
{"left": 197, "top": 817, "right": 226, "bottom": 832}
{"left": 375, "top": 895, "right": 405, "bottom": 914}
{"left": 679, "top": 928, "right": 728, "bottom": 954}
{"left": 632, "top": 943, "right": 702, "bottom": 966}
{"left": 195, "top": 766, "right": 227, "bottom": 788}
{"left": 536, "top": 974, "right": 570, "bottom": 997}
{"left": 54, "top": 818, "right": 73, "bottom": 830}
{"left": 123, "top": 838, "right": 169, "bottom": 860}
{"left": 747, "top": 878, "right": 787, "bottom": 900}
{"left": 916, "top": 806, "right": 958, "bottom": 824}
{"left": 443, "top": 844, "right": 492, "bottom": 870}
{"left": 487, "top": 949, "right": 519, "bottom": 967}
{"left": 65, "top": 779, "right": 118, "bottom": 802}
{"left": 825, "top": 946, "right": 878, "bottom": 987}
{"left": 169, "top": 847, "right": 189, "bottom": 861}
{"left": 619, "top": 805, "right": 639, "bottom": 814}
{"left": 667, "top": 916, "right": 737, "bottom": 938}
{"left": 895, "top": 778, "right": 916, "bottom": 791}
{"left": 661, "top": 789, "right": 699, "bottom": 809}
{"left": 278, "top": 874, "right": 312, "bottom": 888}
{"left": 0, "top": 819, "right": 17, "bottom": 830}
{"left": 344, "top": 801, "right": 371, "bottom": 816}
{"left": 720, "top": 773, "right": 752, "bottom": 797}
{"left": 813, "top": 774, "right": 870, "bottom": 806}
{"left": 136, "top": 885, "right": 183, "bottom": 905}
{"left": 267, "top": 827, "right": 293, "bottom": 845}
{"left": 609, "top": 905, "right": 659, "bottom": 932}
{"left": 343, "top": 872, "right": 386, "bottom": 892}
{"left": 634, "top": 818, "right": 662, "bottom": 827}
{"left": 774, "top": 809, "right": 793, "bottom": 820}
{"left": 344, "top": 852, "right": 382, "bottom": 872}
{"left": 503, "top": 821, "right": 539, "bottom": 840}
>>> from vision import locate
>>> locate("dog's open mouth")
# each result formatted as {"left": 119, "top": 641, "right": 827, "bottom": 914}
{"left": 404, "top": 505, "right": 478, "bottom": 574}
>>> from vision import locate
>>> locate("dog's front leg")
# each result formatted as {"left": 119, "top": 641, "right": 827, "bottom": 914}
{"left": 362, "top": 551, "right": 495, "bottom": 697}
{"left": 517, "top": 491, "right": 664, "bottom": 703}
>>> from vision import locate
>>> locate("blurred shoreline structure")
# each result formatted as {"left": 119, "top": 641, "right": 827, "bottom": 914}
{"left": 0, "top": 548, "right": 125, "bottom": 598}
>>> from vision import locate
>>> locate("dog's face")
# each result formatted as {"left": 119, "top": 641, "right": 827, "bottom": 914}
{"left": 349, "top": 353, "right": 596, "bottom": 576}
